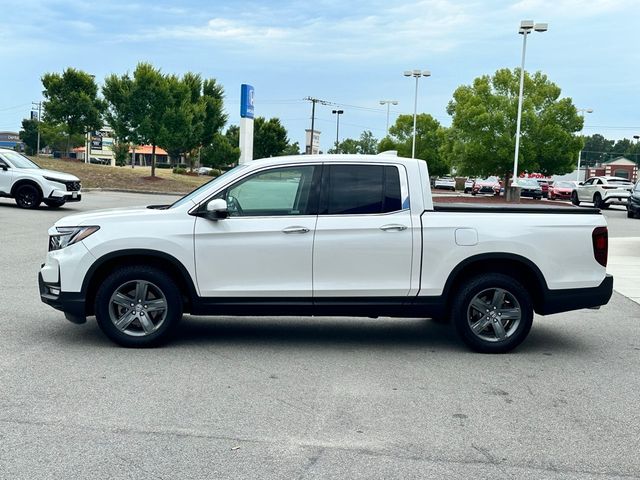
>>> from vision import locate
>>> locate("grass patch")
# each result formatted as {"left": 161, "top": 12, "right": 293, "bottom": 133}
{"left": 33, "top": 156, "right": 210, "bottom": 194}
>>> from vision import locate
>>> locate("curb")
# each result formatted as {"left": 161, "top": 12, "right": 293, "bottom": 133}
{"left": 82, "top": 188, "right": 183, "bottom": 196}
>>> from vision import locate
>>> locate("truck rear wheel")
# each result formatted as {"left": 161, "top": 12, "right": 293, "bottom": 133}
{"left": 95, "top": 266, "right": 183, "bottom": 347}
{"left": 451, "top": 273, "right": 533, "bottom": 353}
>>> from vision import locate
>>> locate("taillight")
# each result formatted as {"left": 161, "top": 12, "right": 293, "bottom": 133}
{"left": 592, "top": 227, "right": 608, "bottom": 267}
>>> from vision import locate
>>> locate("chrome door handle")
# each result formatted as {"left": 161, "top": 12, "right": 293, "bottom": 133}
{"left": 380, "top": 224, "right": 407, "bottom": 232}
{"left": 282, "top": 226, "right": 310, "bottom": 234}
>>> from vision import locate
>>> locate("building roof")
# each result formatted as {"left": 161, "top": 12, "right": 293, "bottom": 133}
{"left": 602, "top": 156, "right": 636, "bottom": 166}
{"left": 129, "top": 145, "right": 168, "bottom": 155}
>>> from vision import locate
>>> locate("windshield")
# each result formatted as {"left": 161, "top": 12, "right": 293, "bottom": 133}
{"left": 483, "top": 177, "right": 498, "bottom": 183}
{"left": 0, "top": 151, "right": 40, "bottom": 169}
{"left": 170, "top": 164, "right": 250, "bottom": 208}
{"left": 519, "top": 179, "right": 539, "bottom": 186}
{"left": 555, "top": 181, "right": 574, "bottom": 188}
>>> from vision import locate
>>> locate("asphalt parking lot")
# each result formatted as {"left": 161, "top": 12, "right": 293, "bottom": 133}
{"left": 1, "top": 192, "right": 639, "bottom": 479}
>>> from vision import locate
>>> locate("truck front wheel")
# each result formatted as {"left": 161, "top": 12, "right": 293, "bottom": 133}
{"left": 95, "top": 266, "right": 183, "bottom": 347}
{"left": 451, "top": 273, "right": 533, "bottom": 353}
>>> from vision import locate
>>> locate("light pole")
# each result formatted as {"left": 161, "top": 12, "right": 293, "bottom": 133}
{"left": 332, "top": 109, "right": 344, "bottom": 153}
{"left": 379, "top": 100, "right": 398, "bottom": 136}
{"left": 512, "top": 20, "right": 547, "bottom": 187}
{"left": 576, "top": 108, "right": 593, "bottom": 181}
{"left": 403, "top": 70, "right": 430, "bottom": 158}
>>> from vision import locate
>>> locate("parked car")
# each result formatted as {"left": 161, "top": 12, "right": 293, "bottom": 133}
{"left": 39, "top": 153, "right": 613, "bottom": 353}
{"left": 517, "top": 179, "right": 543, "bottom": 199}
{"left": 471, "top": 176, "right": 501, "bottom": 195}
{"left": 434, "top": 176, "right": 456, "bottom": 191}
{"left": 627, "top": 180, "right": 640, "bottom": 218}
{"left": 572, "top": 176, "right": 633, "bottom": 209}
{"left": 549, "top": 181, "right": 577, "bottom": 201}
{"left": 536, "top": 179, "right": 550, "bottom": 198}
{"left": 464, "top": 178, "right": 476, "bottom": 194}
{"left": 0, "top": 148, "right": 81, "bottom": 209}
{"left": 197, "top": 166, "right": 213, "bottom": 175}
{"left": 89, "top": 157, "right": 110, "bottom": 165}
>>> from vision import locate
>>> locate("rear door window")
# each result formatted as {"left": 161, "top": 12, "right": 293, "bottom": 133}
{"left": 320, "top": 165, "right": 402, "bottom": 215}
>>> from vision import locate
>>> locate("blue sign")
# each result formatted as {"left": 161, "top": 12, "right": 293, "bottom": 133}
{"left": 240, "top": 84, "right": 254, "bottom": 119}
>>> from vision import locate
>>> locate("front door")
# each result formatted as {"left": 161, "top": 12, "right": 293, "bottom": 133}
{"left": 312, "top": 163, "right": 413, "bottom": 298}
{"left": 194, "top": 165, "right": 319, "bottom": 298}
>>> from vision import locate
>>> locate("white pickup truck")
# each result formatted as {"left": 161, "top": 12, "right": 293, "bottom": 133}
{"left": 39, "top": 153, "right": 613, "bottom": 353}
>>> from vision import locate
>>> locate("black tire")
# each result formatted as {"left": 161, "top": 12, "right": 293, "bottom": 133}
{"left": 593, "top": 193, "right": 603, "bottom": 209}
{"left": 43, "top": 199, "right": 66, "bottom": 208}
{"left": 14, "top": 184, "right": 42, "bottom": 209}
{"left": 94, "top": 265, "right": 183, "bottom": 347}
{"left": 571, "top": 191, "right": 580, "bottom": 206}
{"left": 450, "top": 273, "right": 533, "bottom": 353}
{"left": 627, "top": 209, "right": 636, "bottom": 219}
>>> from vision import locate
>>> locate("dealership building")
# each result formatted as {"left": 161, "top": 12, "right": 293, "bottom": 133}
{"left": 0, "top": 131, "right": 23, "bottom": 150}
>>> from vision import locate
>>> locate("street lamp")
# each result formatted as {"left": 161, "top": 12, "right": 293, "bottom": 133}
{"left": 379, "top": 100, "right": 398, "bottom": 136}
{"left": 332, "top": 109, "right": 344, "bottom": 153}
{"left": 576, "top": 108, "right": 593, "bottom": 181}
{"left": 403, "top": 69, "right": 431, "bottom": 159}
{"left": 512, "top": 20, "right": 548, "bottom": 187}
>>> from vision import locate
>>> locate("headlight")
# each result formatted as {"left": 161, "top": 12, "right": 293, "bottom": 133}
{"left": 43, "top": 176, "right": 68, "bottom": 184}
{"left": 49, "top": 226, "right": 100, "bottom": 251}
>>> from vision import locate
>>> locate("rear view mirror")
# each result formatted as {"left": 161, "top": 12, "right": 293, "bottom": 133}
{"left": 205, "top": 198, "right": 228, "bottom": 220}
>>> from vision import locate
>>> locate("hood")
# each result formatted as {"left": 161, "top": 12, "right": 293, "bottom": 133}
{"left": 20, "top": 168, "right": 79, "bottom": 182}
{"left": 54, "top": 205, "right": 159, "bottom": 227}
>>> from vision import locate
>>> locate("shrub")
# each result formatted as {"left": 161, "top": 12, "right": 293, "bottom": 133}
{"left": 172, "top": 167, "right": 187, "bottom": 174}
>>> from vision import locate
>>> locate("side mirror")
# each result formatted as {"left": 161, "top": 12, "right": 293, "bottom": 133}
{"left": 578, "top": 182, "right": 584, "bottom": 186}
{"left": 0, "top": 164, "right": 7, "bottom": 171}
{"left": 204, "top": 198, "right": 228, "bottom": 220}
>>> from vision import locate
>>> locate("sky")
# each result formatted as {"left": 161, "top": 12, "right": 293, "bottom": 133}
{"left": 1, "top": 0, "right": 639, "bottom": 153}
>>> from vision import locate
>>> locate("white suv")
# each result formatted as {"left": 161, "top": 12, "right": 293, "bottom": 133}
{"left": 572, "top": 176, "right": 633, "bottom": 209}
{"left": 0, "top": 149, "right": 81, "bottom": 209}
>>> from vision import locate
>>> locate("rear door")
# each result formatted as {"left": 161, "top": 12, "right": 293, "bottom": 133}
{"left": 312, "top": 163, "right": 413, "bottom": 298}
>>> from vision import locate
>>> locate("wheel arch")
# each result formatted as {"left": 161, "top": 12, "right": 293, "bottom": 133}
{"left": 11, "top": 178, "right": 43, "bottom": 197}
{"left": 82, "top": 249, "right": 198, "bottom": 316}
{"left": 442, "top": 253, "right": 549, "bottom": 314}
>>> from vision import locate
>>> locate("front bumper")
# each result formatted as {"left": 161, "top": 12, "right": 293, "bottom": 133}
{"left": 49, "top": 190, "right": 82, "bottom": 202}
{"left": 38, "top": 272, "right": 87, "bottom": 324}
{"left": 538, "top": 274, "right": 613, "bottom": 315}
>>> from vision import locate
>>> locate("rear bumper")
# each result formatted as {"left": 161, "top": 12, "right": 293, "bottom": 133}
{"left": 538, "top": 274, "right": 613, "bottom": 315}
{"left": 38, "top": 272, "right": 86, "bottom": 324}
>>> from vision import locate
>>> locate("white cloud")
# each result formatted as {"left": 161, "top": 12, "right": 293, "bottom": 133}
{"left": 118, "top": 0, "right": 473, "bottom": 61}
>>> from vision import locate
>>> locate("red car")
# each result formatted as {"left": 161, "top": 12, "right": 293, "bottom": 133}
{"left": 471, "top": 176, "right": 501, "bottom": 195}
{"left": 536, "top": 179, "right": 550, "bottom": 198}
{"left": 549, "top": 180, "right": 577, "bottom": 201}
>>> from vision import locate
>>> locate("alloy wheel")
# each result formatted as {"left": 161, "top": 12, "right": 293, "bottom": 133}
{"left": 466, "top": 287, "right": 522, "bottom": 343}
{"left": 108, "top": 280, "right": 168, "bottom": 337}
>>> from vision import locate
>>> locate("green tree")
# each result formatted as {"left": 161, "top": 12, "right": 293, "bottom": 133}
{"left": 253, "top": 117, "right": 289, "bottom": 159}
{"left": 103, "top": 72, "right": 135, "bottom": 167}
{"left": 446, "top": 68, "right": 583, "bottom": 181}
{"left": 128, "top": 63, "right": 169, "bottom": 177}
{"left": 328, "top": 130, "right": 379, "bottom": 155}
{"left": 19, "top": 119, "right": 39, "bottom": 155}
{"left": 201, "top": 133, "right": 240, "bottom": 167}
{"left": 225, "top": 124, "right": 239, "bottom": 148}
{"left": 581, "top": 134, "right": 614, "bottom": 166}
{"left": 282, "top": 142, "right": 301, "bottom": 155}
{"left": 377, "top": 114, "right": 449, "bottom": 176}
{"left": 158, "top": 73, "right": 227, "bottom": 171}
{"left": 40, "top": 122, "right": 84, "bottom": 153}
{"left": 41, "top": 68, "right": 105, "bottom": 156}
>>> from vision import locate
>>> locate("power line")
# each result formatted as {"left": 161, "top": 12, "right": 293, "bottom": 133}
{"left": 303, "top": 97, "right": 333, "bottom": 154}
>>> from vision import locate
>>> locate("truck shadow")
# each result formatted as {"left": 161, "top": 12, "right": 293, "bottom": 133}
{"left": 48, "top": 315, "right": 587, "bottom": 353}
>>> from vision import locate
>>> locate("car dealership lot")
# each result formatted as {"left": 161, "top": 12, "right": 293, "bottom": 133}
{"left": 1, "top": 192, "right": 639, "bottom": 479}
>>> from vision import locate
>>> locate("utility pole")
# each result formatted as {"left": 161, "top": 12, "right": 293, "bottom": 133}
{"left": 32, "top": 101, "right": 42, "bottom": 155}
{"left": 304, "top": 97, "right": 331, "bottom": 154}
